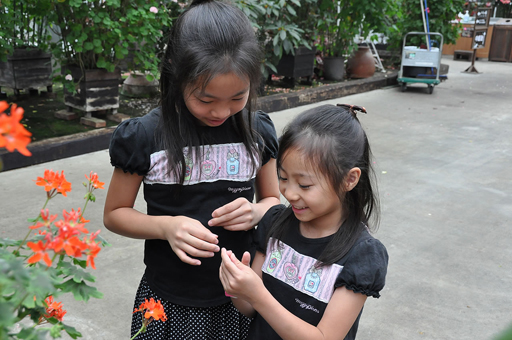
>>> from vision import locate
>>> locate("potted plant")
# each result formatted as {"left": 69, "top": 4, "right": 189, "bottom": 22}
{"left": 0, "top": 0, "right": 53, "bottom": 96}
{"left": 49, "top": 0, "right": 173, "bottom": 117}
{"left": 273, "top": 0, "right": 320, "bottom": 86}
{"left": 235, "top": 0, "right": 315, "bottom": 88}
{"left": 316, "top": 0, "right": 399, "bottom": 80}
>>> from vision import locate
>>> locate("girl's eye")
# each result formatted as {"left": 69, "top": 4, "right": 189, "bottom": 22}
{"left": 198, "top": 99, "right": 212, "bottom": 104}
{"left": 299, "top": 184, "right": 311, "bottom": 189}
{"left": 278, "top": 176, "right": 287, "bottom": 181}
{"left": 232, "top": 97, "right": 244, "bottom": 101}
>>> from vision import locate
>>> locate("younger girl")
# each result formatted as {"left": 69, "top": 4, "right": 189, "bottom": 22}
{"left": 104, "top": 0, "right": 280, "bottom": 339}
{"left": 220, "top": 104, "right": 389, "bottom": 340}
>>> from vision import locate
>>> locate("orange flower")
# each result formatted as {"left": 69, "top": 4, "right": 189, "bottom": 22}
{"left": 27, "top": 240, "right": 53, "bottom": 266}
{"left": 35, "top": 170, "right": 72, "bottom": 197}
{"left": 51, "top": 208, "right": 90, "bottom": 258}
{"left": 133, "top": 298, "right": 167, "bottom": 322}
{"left": 86, "top": 240, "right": 101, "bottom": 269}
{"left": 0, "top": 101, "right": 32, "bottom": 156}
{"left": 35, "top": 169, "right": 57, "bottom": 192}
{"left": 51, "top": 235, "right": 87, "bottom": 258}
{"left": 43, "top": 296, "right": 67, "bottom": 322}
{"left": 83, "top": 230, "right": 101, "bottom": 269}
{"left": 30, "top": 209, "right": 58, "bottom": 230}
{"left": 85, "top": 171, "right": 104, "bottom": 189}
{"left": 80, "top": 215, "right": 90, "bottom": 224}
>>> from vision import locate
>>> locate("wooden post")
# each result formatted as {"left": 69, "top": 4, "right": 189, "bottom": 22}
{"left": 463, "top": 6, "right": 491, "bottom": 74}
{"left": 464, "top": 48, "right": 479, "bottom": 73}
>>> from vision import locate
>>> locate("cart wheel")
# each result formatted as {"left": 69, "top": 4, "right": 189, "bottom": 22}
{"left": 401, "top": 82, "right": 407, "bottom": 92}
{"left": 428, "top": 84, "right": 434, "bottom": 94}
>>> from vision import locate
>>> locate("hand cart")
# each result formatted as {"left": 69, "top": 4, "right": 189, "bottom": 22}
{"left": 398, "top": 32, "right": 444, "bottom": 94}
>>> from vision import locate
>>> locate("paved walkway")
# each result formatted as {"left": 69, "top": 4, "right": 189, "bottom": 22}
{"left": 1, "top": 56, "right": 511, "bottom": 339}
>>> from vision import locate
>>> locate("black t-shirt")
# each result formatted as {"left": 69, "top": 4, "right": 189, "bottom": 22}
{"left": 250, "top": 205, "right": 388, "bottom": 340}
{"left": 109, "top": 107, "right": 278, "bottom": 307}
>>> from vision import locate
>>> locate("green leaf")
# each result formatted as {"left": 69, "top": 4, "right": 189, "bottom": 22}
{"left": 15, "top": 327, "right": 49, "bottom": 340}
{"left": 96, "top": 58, "right": 107, "bottom": 69}
{"left": 273, "top": 43, "right": 281, "bottom": 57}
{"left": 0, "top": 238, "right": 21, "bottom": 247}
{"left": 0, "top": 301, "right": 17, "bottom": 327}
{"left": 62, "top": 323, "right": 82, "bottom": 339}
{"left": 286, "top": 6, "right": 296, "bottom": 16}
{"left": 50, "top": 323, "right": 64, "bottom": 338}
{"left": 56, "top": 279, "right": 103, "bottom": 302}
{"left": 57, "top": 260, "right": 96, "bottom": 283}
{"left": 72, "top": 258, "right": 87, "bottom": 269}
{"left": 84, "top": 42, "right": 94, "bottom": 51}
{"left": 283, "top": 39, "right": 293, "bottom": 54}
{"left": 279, "top": 29, "right": 286, "bottom": 41}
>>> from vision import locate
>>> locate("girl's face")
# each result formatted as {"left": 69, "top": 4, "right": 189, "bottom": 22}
{"left": 184, "top": 72, "right": 250, "bottom": 127}
{"left": 278, "top": 148, "right": 344, "bottom": 237}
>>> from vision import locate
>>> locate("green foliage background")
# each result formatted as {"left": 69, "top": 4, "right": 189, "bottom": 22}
{"left": 387, "top": 0, "right": 465, "bottom": 50}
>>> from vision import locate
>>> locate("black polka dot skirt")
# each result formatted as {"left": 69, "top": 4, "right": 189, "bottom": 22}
{"left": 131, "top": 275, "right": 251, "bottom": 340}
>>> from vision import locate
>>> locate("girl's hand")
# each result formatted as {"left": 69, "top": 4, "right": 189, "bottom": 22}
{"left": 162, "top": 215, "right": 220, "bottom": 266}
{"left": 219, "top": 248, "right": 263, "bottom": 302}
{"left": 208, "top": 197, "right": 260, "bottom": 231}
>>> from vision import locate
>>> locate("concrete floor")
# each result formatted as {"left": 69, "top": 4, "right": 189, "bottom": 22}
{"left": 1, "top": 56, "right": 511, "bottom": 339}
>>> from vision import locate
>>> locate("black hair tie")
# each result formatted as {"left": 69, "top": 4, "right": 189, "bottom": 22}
{"left": 190, "top": 0, "right": 214, "bottom": 7}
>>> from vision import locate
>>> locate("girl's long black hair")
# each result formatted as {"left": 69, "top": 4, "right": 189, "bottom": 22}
{"left": 158, "top": 0, "right": 263, "bottom": 184}
{"left": 268, "top": 104, "right": 380, "bottom": 265}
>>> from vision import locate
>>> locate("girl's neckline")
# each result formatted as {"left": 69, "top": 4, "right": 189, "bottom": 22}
{"left": 292, "top": 219, "right": 342, "bottom": 243}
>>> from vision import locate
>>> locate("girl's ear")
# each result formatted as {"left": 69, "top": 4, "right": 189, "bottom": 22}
{"left": 345, "top": 167, "right": 361, "bottom": 192}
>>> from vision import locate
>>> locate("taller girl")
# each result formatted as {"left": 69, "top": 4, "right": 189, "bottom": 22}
{"left": 103, "top": 0, "right": 280, "bottom": 338}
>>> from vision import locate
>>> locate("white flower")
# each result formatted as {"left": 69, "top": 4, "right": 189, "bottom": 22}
{"left": 150, "top": 6, "right": 158, "bottom": 13}
{"left": 65, "top": 75, "right": 73, "bottom": 81}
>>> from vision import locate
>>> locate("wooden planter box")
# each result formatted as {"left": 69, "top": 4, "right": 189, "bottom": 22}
{"left": 489, "top": 19, "right": 512, "bottom": 62}
{"left": 0, "top": 48, "right": 52, "bottom": 95}
{"left": 63, "top": 65, "right": 121, "bottom": 114}
{"left": 275, "top": 46, "right": 316, "bottom": 87}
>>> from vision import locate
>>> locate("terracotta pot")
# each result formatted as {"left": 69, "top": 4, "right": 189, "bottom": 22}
{"left": 347, "top": 46, "right": 376, "bottom": 79}
{"left": 121, "top": 72, "right": 159, "bottom": 98}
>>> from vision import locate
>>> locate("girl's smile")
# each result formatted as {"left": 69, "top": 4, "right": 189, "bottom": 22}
{"left": 184, "top": 72, "right": 250, "bottom": 127}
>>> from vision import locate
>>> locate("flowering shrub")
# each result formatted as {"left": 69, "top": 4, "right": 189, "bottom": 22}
{"left": 0, "top": 0, "right": 53, "bottom": 61}
{"left": 49, "top": 0, "right": 178, "bottom": 81}
{"left": 0, "top": 101, "right": 108, "bottom": 339}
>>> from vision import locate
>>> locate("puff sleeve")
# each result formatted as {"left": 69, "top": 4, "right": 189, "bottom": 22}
{"left": 254, "top": 111, "right": 278, "bottom": 166}
{"left": 109, "top": 117, "right": 153, "bottom": 176}
{"left": 254, "top": 204, "right": 286, "bottom": 254}
{"left": 335, "top": 237, "right": 389, "bottom": 298}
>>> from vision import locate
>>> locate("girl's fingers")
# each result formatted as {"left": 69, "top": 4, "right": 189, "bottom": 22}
{"left": 174, "top": 248, "right": 202, "bottom": 266}
{"left": 209, "top": 198, "right": 252, "bottom": 227}
{"left": 180, "top": 243, "right": 217, "bottom": 258}
{"left": 184, "top": 235, "right": 220, "bottom": 253}
{"left": 188, "top": 227, "right": 219, "bottom": 245}
{"left": 211, "top": 199, "right": 243, "bottom": 218}
{"left": 241, "top": 251, "right": 251, "bottom": 266}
